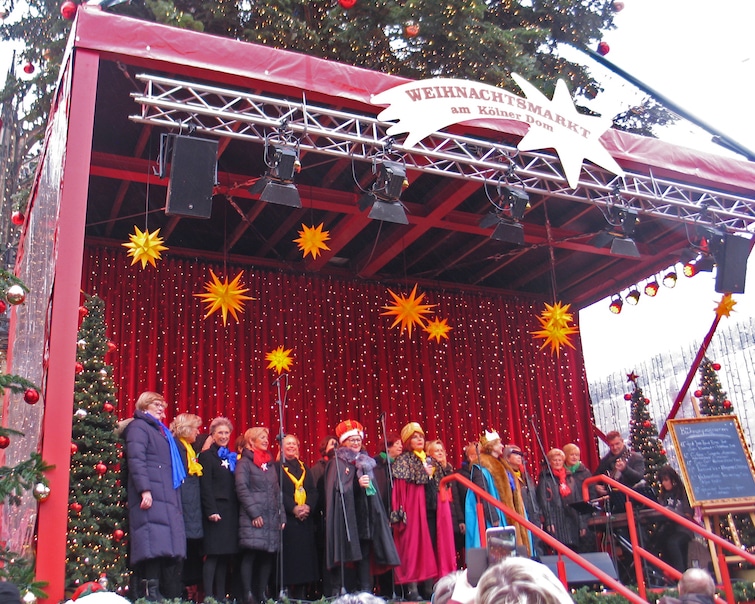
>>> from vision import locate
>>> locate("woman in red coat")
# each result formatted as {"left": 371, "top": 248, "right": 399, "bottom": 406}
{"left": 391, "top": 422, "right": 455, "bottom": 600}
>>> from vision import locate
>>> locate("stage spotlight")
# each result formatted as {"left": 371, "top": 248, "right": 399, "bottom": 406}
{"left": 479, "top": 213, "right": 525, "bottom": 245}
{"left": 663, "top": 270, "right": 678, "bottom": 288}
{"left": 644, "top": 279, "right": 659, "bottom": 297}
{"left": 625, "top": 288, "right": 641, "bottom": 305}
{"left": 683, "top": 255, "right": 715, "bottom": 277}
{"left": 249, "top": 145, "right": 302, "bottom": 208}
{"left": 499, "top": 185, "right": 531, "bottom": 220}
{"left": 609, "top": 295, "right": 623, "bottom": 314}
{"left": 591, "top": 206, "right": 640, "bottom": 258}
{"left": 358, "top": 160, "right": 409, "bottom": 224}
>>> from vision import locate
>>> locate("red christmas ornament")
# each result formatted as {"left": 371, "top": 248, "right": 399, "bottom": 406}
{"left": 70, "top": 502, "right": 83, "bottom": 513}
{"left": 597, "top": 41, "right": 610, "bottom": 56}
{"left": 24, "top": 388, "right": 40, "bottom": 404}
{"left": 623, "top": 393, "right": 631, "bottom": 401}
{"left": 95, "top": 462, "right": 108, "bottom": 476}
{"left": 75, "top": 362, "right": 84, "bottom": 374}
{"left": 0, "top": 435, "right": 10, "bottom": 449}
{"left": 71, "top": 442, "right": 79, "bottom": 454}
{"left": 60, "top": 0, "right": 77, "bottom": 20}
{"left": 0, "top": 300, "right": 6, "bottom": 314}
{"left": 23, "top": 62, "right": 34, "bottom": 74}
{"left": 103, "top": 402, "right": 115, "bottom": 413}
{"left": 404, "top": 21, "right": 419, "bottom": 37}
{"left": 723, "top": 400, "right": 732, "bottom": 409}
{"left": 113, "top": 528, "right": 125, "bottom": 542}
{"left": 643, "top": 420, "right": 651, "bottom": 428}
{"left": 78, "top": 305, "right": 89, "bottom": 319}
{"left": 660, "top": 448, "right": 666, "bottom": 455}
{"left": 613, "top": 1, "right": 625, "bottom": 10}
{"left": 712, "top": 362, "right": 721, "bottom": 371}
{"left": 694, "top": 389, "right": 703, "bottom": 398}
{"left": 107, "top": 340, "right": 117, "bottom": 354}
{"left": 11, "top": 210, "right": 24, "bottom": 225}
{"left": 644, "top": 397, "right": 650, "bottom": 404}
{"left": 338, "top": 0, "right": 356, "bottom": 8}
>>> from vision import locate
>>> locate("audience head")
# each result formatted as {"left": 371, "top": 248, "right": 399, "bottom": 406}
{"left": 605, "top": 430, "right": 625, "bottom": 456}
{"left": 465, "top": 442, "right": 480, "bottom": 464}
{"left": 657, "top": 464, "right": 683, "bottom": 492}
{"left": 678, "top": 568, "right": 715, "bottom": 597}
{"left": 209, "top": 416, "right": 233, "bottom": 448}
{"left": 546, "top": 448, "right": 565, "bottom": 469}
{"left": 384, "top": 432, "right": 403, "bottom": 459}
{"left": 433, "top": 570, "right": 476, "bottom": 604}
{"left": 475, "top": 557, "right": 573, "bottom": 604}
{"left": 245, "top": 426, "right": 270, "bottom": 450}
{"left": 426, "top": 439, "right": 448, "bottom": 466}
{"left": 480, "top": 429, "right": 503, "bottom": 457}
{"left": 401, "top": 421, "right": 425, "bottom": 452}
{"left": 503, "top": 444, "right": 525, "bottom": 470}
{"left": 0, "top": 582, "right": 21, "bottom": 604}
{"left": 319, "top": 434, "right": 339, "bottom": 459}
{"left": 135, "top": 391, "right": 167, "bottom": 421}
{"left": 562, "top": 443, "right": 581, "bottom": 466}
{"left": 169, "top": 413, "right": 202, "bottom": 441}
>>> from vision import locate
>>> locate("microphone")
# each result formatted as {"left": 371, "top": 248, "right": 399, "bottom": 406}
{"left": 271, "top": 373, "right": 288, "bottom": 386}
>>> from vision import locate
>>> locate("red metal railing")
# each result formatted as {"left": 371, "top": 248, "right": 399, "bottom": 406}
{"left": 582, "top": 474, "right": 755, "bottom": 603}
{"left": 439, "top": 473, "right": 648, "bottom": 604}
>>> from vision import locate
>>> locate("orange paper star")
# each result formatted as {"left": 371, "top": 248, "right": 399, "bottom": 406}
{"left": 194, "top": 270, "right": 255, "bottom": 325}
{"left": 265, "top": 345, "right": 294, "bottom": 374}
{"left": 424, "top": 317, "right": 452, "bottom": 343}
{"left": 122, "top": 226, "right": 168, "bottom": 268}
{"left": 382, "top": 284, "right": 436, "bottom": 336}
{"left": 715, "top": 294, "right": 737, "bottom": 318}
{"left": 294, "top": 223, "right": 331, "bottom": 259}
{"left": 531, "top": 301, "right": 579, "bottom": 356}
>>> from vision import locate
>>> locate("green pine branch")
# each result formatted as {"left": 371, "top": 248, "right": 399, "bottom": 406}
{"left": 0, "top": 452, "right": 54, "bottom": 506}
{"left": 0, "top": 547, "right": 48, "bottom": 598}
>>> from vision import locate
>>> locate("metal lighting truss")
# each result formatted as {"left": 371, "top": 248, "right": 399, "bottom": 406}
{"left": 131, "top": 73, "right": 755, "bottom": 234}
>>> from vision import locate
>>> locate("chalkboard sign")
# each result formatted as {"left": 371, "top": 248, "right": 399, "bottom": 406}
{"left": 667, "top": 416, "right": 755, "bottom": 507}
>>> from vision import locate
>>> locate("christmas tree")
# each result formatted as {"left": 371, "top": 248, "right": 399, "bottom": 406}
{"left": 695, "top": 356, "right": 734, "bottom": 416}
{"left": 626, "top": 372, "right": 668, "bottom": 493}
{"left": 66, "top": 294, "right": 130, "bottom": 593}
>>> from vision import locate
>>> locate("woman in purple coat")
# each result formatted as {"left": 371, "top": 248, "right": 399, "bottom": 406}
{"left": 123, "top": 391, "right": 187, "bottom": 601}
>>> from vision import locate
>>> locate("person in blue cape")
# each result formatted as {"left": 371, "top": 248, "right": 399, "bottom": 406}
{"left": 464, "top": 429, "right": 531, "bottom": 556}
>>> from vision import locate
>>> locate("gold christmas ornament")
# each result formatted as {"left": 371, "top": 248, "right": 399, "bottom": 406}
{"left": 33, "top": 482, "right": 51, "bottom": 502}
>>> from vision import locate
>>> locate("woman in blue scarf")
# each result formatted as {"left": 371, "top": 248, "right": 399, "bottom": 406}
{"left": 123, "top": 391, "right": 187, "bottom": 601}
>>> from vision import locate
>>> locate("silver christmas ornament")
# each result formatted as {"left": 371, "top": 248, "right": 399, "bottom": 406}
{"left": 6, "top": 284, "right": 26, "bottom": 305}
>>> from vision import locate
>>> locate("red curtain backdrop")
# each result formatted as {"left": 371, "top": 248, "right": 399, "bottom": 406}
{"left": 81, "top": 244, "right": 599, "bottom": 471}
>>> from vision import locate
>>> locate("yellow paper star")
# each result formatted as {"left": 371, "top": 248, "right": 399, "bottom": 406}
{"left": 265, "top": 345, "right": 294, "bottom": 374}
{"left": 424, "top": 317, "right": 452, "bottom": 343}
{"left": 194, "top": 270, "right": 255, "bottom": 325}
{"left": 715, "top": 294, "right": 737, "bottom": 318}
{"left": 531, "top": 301, "right": 580, "bottom": 356}
{"left": 382, "top": 284, "right": 436, "bottom": 336}
{"left": 294, "top": 223, "right": 331, "bottom": 259}
{"left": 122, "top": 226, "right": 168, "bottom": 268}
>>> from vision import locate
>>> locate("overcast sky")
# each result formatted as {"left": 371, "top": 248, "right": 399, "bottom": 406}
{"left": 577, "top": 0, "right": 755, "bottom": 379}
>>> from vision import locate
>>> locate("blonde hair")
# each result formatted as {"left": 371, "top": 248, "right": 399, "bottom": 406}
{"left": 245, "top": 427, "right": 269, "bottom": 449}
{"left": 562, "top": 443, "right": 580, "bottom": 457}
{"left": 476, "top": 557, "right": 573, "bottom": 604}
{"left": 170, "top": 413, "right": 202, "bottom": 438}
{"left": 546, "top": 448, "right": 565, "bottom": 462}
{"left": 135, "top": 391, "right": 164, "bottom": 411}
{"left": 425, "top": 439, "right": 445, "bottom": 455}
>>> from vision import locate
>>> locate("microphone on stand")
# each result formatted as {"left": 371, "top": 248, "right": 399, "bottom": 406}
{"left": 272, "top": 373, "right": 289, "bottom": 386}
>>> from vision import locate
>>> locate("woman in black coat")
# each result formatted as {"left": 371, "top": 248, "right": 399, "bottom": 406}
{"left": 537, "top": 448, "right": 583, "bottom": 551}
{"left": 277, "top": 434, "right": 319, "bottom": 599}
{"left": 655, "top": 465, "right": 694, "bottom": 572}
{"left": 170, "top": 413, "right": 204, "bottom": 598}
{"left": 123, "top": 391, "right": 186, "bottom": 601}
{"left": 198, "top": 416, "right": 240, "bottom": 600}
{"left": 236, "top": 427, "right": 285, "bottom": 604}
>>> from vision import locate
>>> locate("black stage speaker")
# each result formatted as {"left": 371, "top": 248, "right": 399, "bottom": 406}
{"left": 165, "top": 135, "right": 218, "bottom": 219}
{"left": 714, "top": 234, "right": 752, "bottom": 294}
{"left": 541, "top": 553, "right": 618, "bottom": 586}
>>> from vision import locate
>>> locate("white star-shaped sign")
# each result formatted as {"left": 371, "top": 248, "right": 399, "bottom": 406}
{"left": 372, "top": 75, "right": 624, "bottom": 189}
{"left": 220, "top": 459, "right": 230, "bottom": 469}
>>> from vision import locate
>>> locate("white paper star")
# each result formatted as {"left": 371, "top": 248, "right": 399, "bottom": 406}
{"left": 511, "top": 75, "right": 625, "bottom": 188}
{"left": 221, "top": 459, "right": 230, "bottom": 469}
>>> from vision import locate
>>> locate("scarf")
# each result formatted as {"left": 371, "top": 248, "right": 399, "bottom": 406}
{"left": 253, "top": 449, "right": 271, "bottom": 470}
{"left": 217, "top": 446, "right": 237, "bottom": 472}
{"left": 283, "top": 458, "right": 307, "bottom": 505}
{"left": 159, "top": 423, "right": 187, "bottom": 489}
{"left": 335, "top": 447, "right": 377, "bottom": 495}
{"left": 566, "top": 462, "right": 580, "bottom": 475}
{"left": 413, "top": 450, "right": 427, "bottom": 464}
{"left": 551, "top": 466, "right": 571, "bottom": 497}
{"left": 180, "top": 437, "right": 203, "bottom": 476}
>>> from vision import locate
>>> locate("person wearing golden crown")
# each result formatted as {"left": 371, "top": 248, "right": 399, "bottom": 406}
{"left": 464, "top": 429, "right": 531, "bottom": 555}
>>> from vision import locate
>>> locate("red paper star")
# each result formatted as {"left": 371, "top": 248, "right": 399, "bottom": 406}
{"left": 627, "top": 371, "right": 639, "bottom": 383}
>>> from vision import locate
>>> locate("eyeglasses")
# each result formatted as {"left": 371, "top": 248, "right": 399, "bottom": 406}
{"left": 510, "top": 450, "right": 523, "bottom": 456}
{"left": 150, "top": 401, "right": 167, "bottom": 409}
{"left": 345, "top": 437, "right": 363, "bottom": 444}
